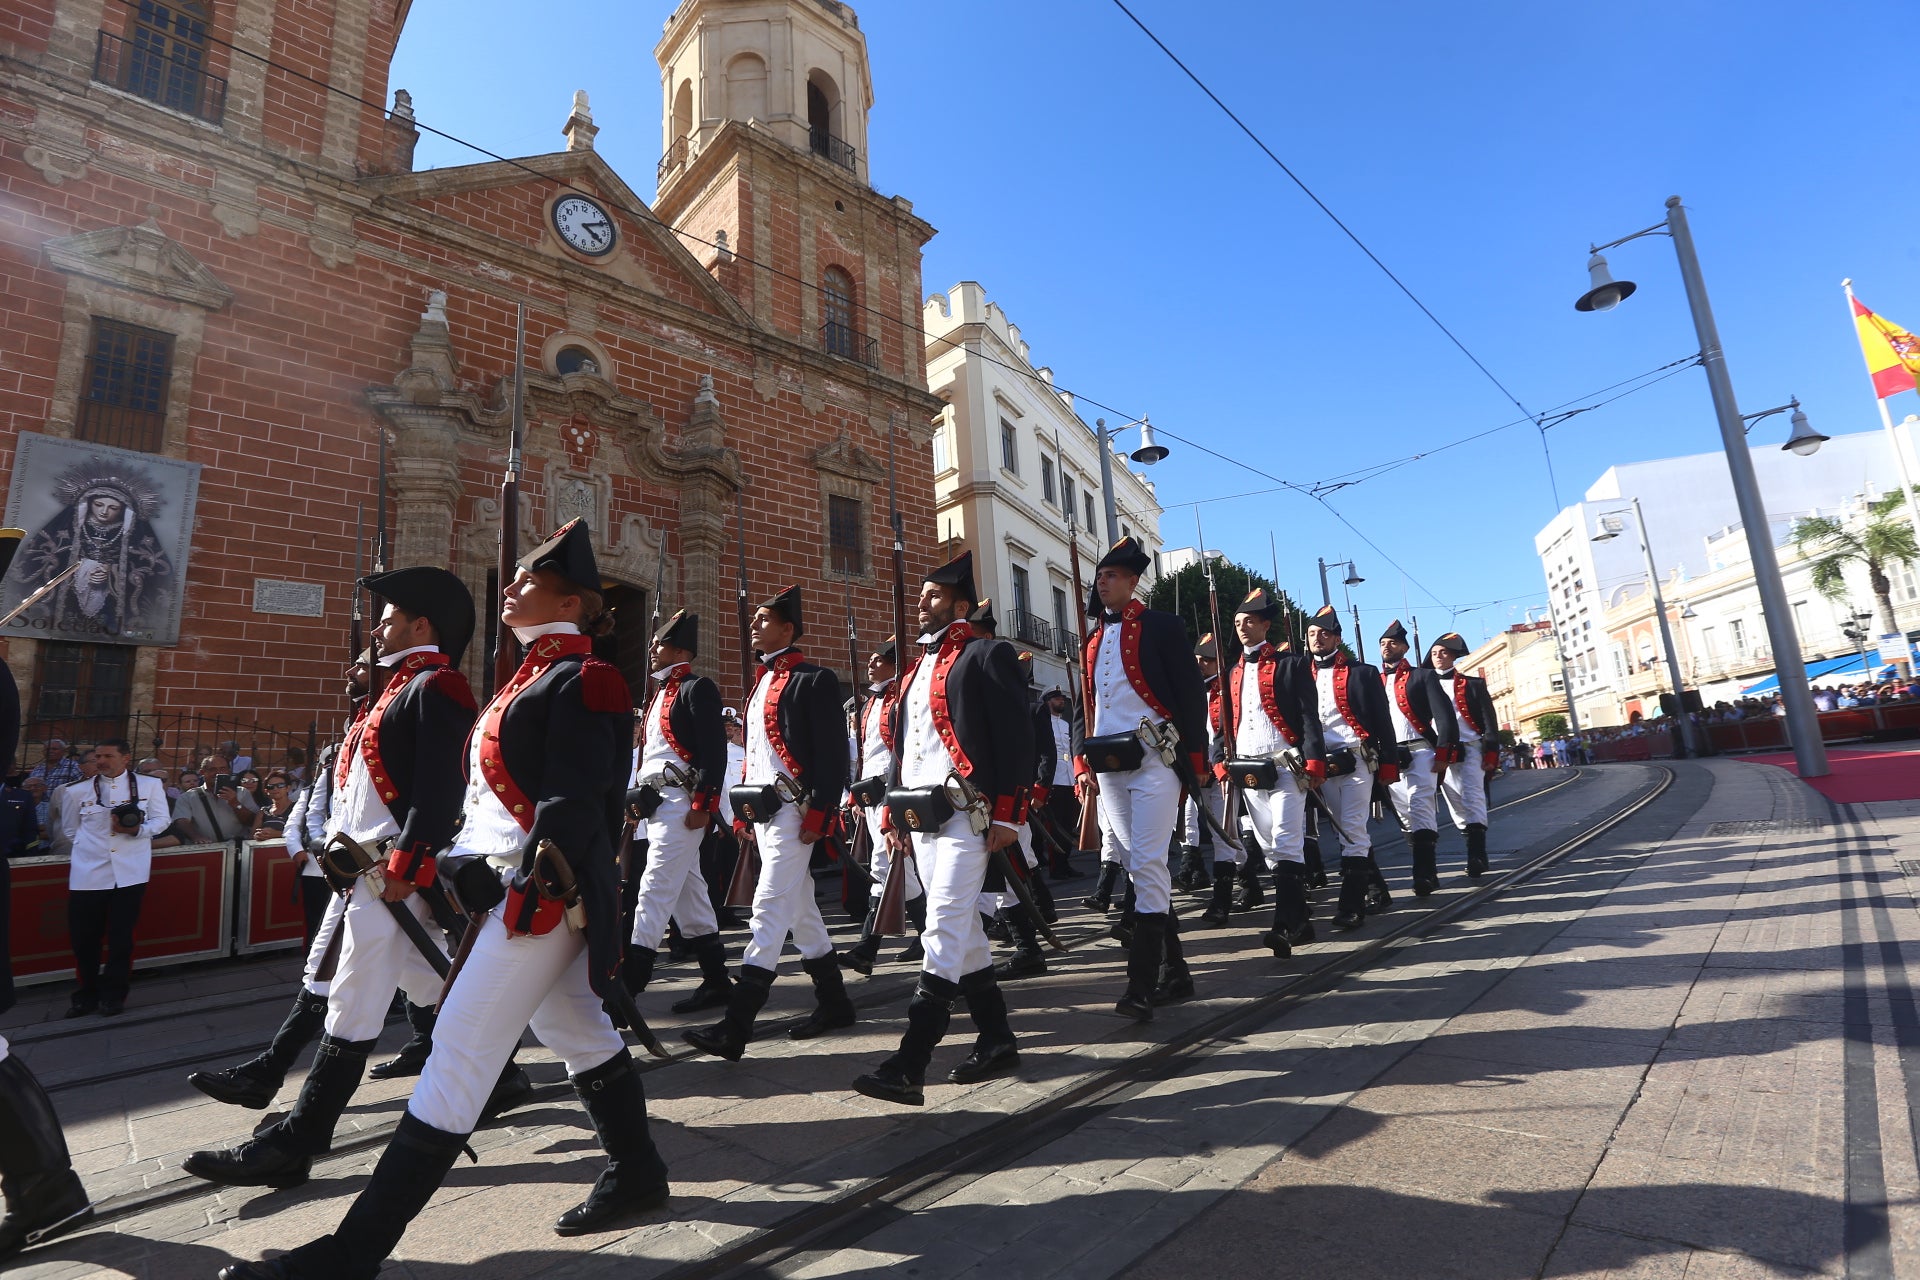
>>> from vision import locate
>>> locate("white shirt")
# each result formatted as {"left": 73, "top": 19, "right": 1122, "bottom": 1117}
{"left": 1091, "top": 620, "right": 1157, "bottom": 737}
{"left": 638, "top": 663, "right": 692, "bottom": 783}
{"left": 63, "top": 771, "right": 169, "bottom": 890}
{"left": 724, "top": 741, "right": 747, "bottom": 820}
{"left": 1434, "top": 668, "right": 1479, "bottom": 742}
{"left": 1050, "top": 713, "right": 1073, "bottom": 786}
{"left": 743, "top": 648, "right": 790, "bottom": 786}
{"left": 335, "top": 647, "right": 447, "bottom": 842}
{"left": 1236, "top": 644, "right": 1287, "bottom": 756}
{"left": 858, "top": 683, "right": 894, "bottom": 780}
{"left": 899, "top": 637, "right": 956, "bottom": 791}
{"left": 1383, "top": 665, "right": 1421, "bottom": 742}
{"left": 449, "top": 723, "right": 527, "bottom": 868}
{"left": 1315, "top": 658, "right": 1357, "bottom": 750}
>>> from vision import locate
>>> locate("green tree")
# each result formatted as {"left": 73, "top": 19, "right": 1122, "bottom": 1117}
{"left": 1790, "top": 487, "right": 1920, "bottom": 642}
{"left": 1534, "top": 712, "right": 1569, "bottom": 740}
{"left": 1145, "top": 557, "right": 1310, "bottom": 665}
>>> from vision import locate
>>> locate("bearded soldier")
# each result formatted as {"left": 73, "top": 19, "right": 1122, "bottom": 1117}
{"left": 1427, "top": 632, "right": 1501, "bottom": 878}
{"left": 1378, "top": 620, "right": 1460, "bottom": 896}
{"left": 1074, "top": 538, "right": 1206, "bottom": 1021}
{"left": 684, "top": 586, "right": 852, "bottom": 1059}
{"left": 217, "top": 520, "right": 670, "bottom": 1280}
{"left": 853, "top": 552, "right": 1033, "bottom": 1104}
{"left": 625, "top": 609, "right": 734, "bottom": 1014}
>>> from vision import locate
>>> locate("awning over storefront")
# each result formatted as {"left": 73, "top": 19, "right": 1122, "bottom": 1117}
{"left": 1743, "top": 651, "right": 1882, "bottom": 695}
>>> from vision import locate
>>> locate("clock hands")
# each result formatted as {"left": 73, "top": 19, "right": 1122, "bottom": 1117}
{"left": 583, "top": 221, "right": 610, "bottom": 244}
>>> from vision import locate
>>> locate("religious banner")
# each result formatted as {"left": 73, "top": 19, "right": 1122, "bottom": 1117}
{"left": 0, "top": 433, "right": 202, "bottom": 646}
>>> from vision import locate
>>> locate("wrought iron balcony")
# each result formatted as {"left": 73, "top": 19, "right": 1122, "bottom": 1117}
{"left": 1010, "top": 609, "right": 1055, "bottom": 653}
{"left": 820, "top": 321, "right": 878, "bottom": 367}
{"left": 94, "top": 29, "right": 226, "bottom": 126}
{"left": 657, "top": 135, "right": 688, "bottom": 185}
{"left": 809, "top": 126, "right": 857, "bottom": 172}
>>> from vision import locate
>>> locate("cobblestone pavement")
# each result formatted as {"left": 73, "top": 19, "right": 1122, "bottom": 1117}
{"left": 8, "top": 758, "right": 1913, "bottom": 1280}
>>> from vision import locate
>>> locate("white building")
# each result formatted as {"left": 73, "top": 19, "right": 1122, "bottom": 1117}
{"left": 923, "top": 282, "right": 1165, "bottom": 693}
{"left": 1535, "top": 419, "right": 1920, "bottom": 724}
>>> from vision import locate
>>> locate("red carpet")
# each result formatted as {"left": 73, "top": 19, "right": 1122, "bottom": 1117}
{"left": 1747, "top": 747, "right": 1920, "bottom": 802}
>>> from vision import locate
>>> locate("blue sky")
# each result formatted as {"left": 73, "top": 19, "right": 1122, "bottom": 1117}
{"left": 391, "top": 0, "right": 1920, "bottom": 646}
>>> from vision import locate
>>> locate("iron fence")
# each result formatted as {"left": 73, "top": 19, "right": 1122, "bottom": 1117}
{"left": 820, "top": 320, "right": 878, "bottom": 367}
{"left": 808, "top": 126, "right": 857, "bottom": 172}
{"left": 18, "top": 711, "right": 320, "bottom": 778}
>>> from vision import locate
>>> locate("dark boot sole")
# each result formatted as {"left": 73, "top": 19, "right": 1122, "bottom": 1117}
{"left": 552, "top": 1182, "right": 671, "bottom": 1236}
{"left": 366, "top": 1057, "right": 428, "bottom": 1081}
{"left": 669, "top": 983, "right": 735, "bottom": 1014}
{"left": 1260, "top": 932, "right": 1293, "bottom": 958}
{"left": 1114, "top": 996, "right": 1154, "bottom": 1023}
{"left": 948, "top": 1049, "right": 1021, "bottom": 1084}
{"left": 181, "top": 1153, "right": 311, "bottom": 1190}
{"left": 787, "top": 1010, "right": 857, "bottom": 1041}
{"left": 1331, "top": 913, "right": 1366, "bottom": 932}
{"left": 186, "top": 1072, "right": 277, "bottom": 1110}
{"left": 837, "top": 952, "right": 876, "bottom": 977}
{"left": 851, "top": 1074, "right": 925, "bottom": 1107}
{"left": 682, "top": 1029, "right": 746, "bottom": 1062}
{"left": 1151, "top": 979, "right": 1195, "bottom": 1006}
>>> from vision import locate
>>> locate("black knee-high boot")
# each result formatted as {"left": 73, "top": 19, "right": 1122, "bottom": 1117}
{"left": 1109, "top": 879, "right": 1138, "bottom": 946}
{"left": 788, "top": 953, "right": 856, "bottom": 1040}
{"left": 1116, "top": 912, "right": 1167, "bottom": 1022}
{"left": 839, "top": 902, "right": 883, "bottom": 976}
{"left": 682, "top": 963, "right": 773, "bottom": 1061}
{"left": 950, "top": 966, "right": 1019, "bottom": 1083}
{"left": 995, "top": 905, "right": 1047, "bottom": 979}
{"left": 1410, "top": 829, "right": 1439, "bottom": 896}
{"left": 1466, "top": 823, "right": 1489, "bottom": 877}
{"left": 672, "top": 933, "right": 736, "bottom": 1013}
{"left": 184, "top": 1034, "right": 375, "bottom": 1189}
{"left": 1029, "top": 873, "right": 1058, "bottom": 924}
{"left": 189, "top": 987, "right": 328, "bottom": 1109}
{"left": 555, "top": 1048, "right": 670, "bottom": 1235}
{"left": 0, "top": 1054, "right": 92, "bottom": 1260}
{"left": 1234, "top": 858, "right": 1266, "bottom": 909}
{"left": 898, "top": 893, "right": 929, "bottom": 964}
{"left": 1262, "top": 862, "right": 1314, "bottom": 957}
{"left": 1152, "top": 911, "right": 1194, "bottom": 1005}
{"left": 1199, "top": 862, "right": 1237, "bottom": 926}
{"left": 1363, "top": 856, "right": 1393, "bottom": 912}
{"left": 369, "top": 1000, "right": 436, "bottom": 1080}
{"left": 1084, "top": 861, "right": 1121, "bottom": 912}
{"left": 1331, "top": 858, "right": 1372, "bottom": 930}
{"left": 852, "top": 973, "right": 959, "bottom": 1106}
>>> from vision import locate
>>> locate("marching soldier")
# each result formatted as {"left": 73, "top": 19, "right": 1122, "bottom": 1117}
{"left": 1038, "top": 687, "right": 1080, "bottom": 880}
{"left": 990, "top": 649, "right": 1052, "bottom": 980}
{"left": 1074, "top": 538, "right": 1206, "bottom": 1021}
{"left": 684, "top": 586, "right": 852, "bottom": 1060}
{"left": 853, "top": 551, "right": 1034, "bottom": 1105}
{"left": 1173, "top": 637, "right": 1218, "bottom": 898}
{"left": 1188, "top": 634, "right": 1250, "bottom": 927}
{"left": 625, "top": 609, "right": 734, "bottom": 1013}
{"left": 188, "top": 652, "right": 386, "bottom": 1110}
{"left": 217, "top": 520, "right": 670, "bottom": 1280}
{"left": 1427, "top": 632, "right": 1500, "bottom": 878}
{"left": 840, "top": 638, "right": 927, "bottom": 974}
{"left": 189, "top": 567, "right": 486, "bottom": 1191}
{"left": 1378, "top": 620, "right": 1460, "bottom": 896}
{"left": 1302, "top": 606, "right": 1399, "bottom": 931}
{"left": 1219, "top": 589, "right": 1324, "bottom": 956}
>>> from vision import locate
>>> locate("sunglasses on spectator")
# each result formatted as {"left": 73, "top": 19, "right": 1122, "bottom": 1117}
{"left": 264, "top": 782, "right": 288, "bottom": 791}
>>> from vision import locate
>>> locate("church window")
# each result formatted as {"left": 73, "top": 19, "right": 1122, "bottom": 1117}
{"left": 76, "top": 318, "right": 173, "bottom": 454}
{"left": 100, "top": 1, "right": 225, "bottom": 124}
{"left": 821, "top": 266, "right": 857, "bottom": 358}
{"left": 829, "top": 495, "right": 865, "bottom": 576}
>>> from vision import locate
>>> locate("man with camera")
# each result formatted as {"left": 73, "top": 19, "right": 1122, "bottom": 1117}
{"left": 60, "top": 737, "right": 170, "bottom": 1017}
{"left": 171, "top": 754, "right": 259, "bottom": 844}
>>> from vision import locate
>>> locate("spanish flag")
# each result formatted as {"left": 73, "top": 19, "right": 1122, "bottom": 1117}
{"left": 1850, "top": 289, "right": 1920, "bottom": 398}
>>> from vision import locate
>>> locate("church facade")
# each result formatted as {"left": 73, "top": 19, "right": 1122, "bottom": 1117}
{"left": 0, "top": 0, "right": 937, "bottom": 752}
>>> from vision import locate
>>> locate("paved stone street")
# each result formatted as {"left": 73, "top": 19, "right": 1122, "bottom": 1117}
{"left": 6, "top": 757, "right": 1916, "bottom": 1279}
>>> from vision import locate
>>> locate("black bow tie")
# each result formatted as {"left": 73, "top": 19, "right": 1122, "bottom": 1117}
{"left": 1102, "top": 611, "right": 1123, "bottom": 625}
{"left": 1315, "top": 655, "right": 1338, "bottom": 669}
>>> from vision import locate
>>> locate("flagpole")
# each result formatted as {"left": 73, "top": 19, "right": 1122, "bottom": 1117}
{"left": 1843, "top": 281, "right": 1920, "bottom": 674}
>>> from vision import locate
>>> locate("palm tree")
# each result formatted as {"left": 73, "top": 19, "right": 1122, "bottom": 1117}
{"left": 1790, "top": 487, "right": 1920, "bottom": 642}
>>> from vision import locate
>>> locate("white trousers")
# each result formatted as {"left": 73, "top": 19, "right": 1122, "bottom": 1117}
{"left": 742, "top": 805, "right": 833, "bottom": 969}
{"left": 987, "top": 827, "right": 1041, "bottom": 912}
{"left": 630, "top": 791, "right": 718, "bottom": 951}
{"left": 325, "top": 883, "right": 449, "bottom": 1042}
{"left": 865, "top": 803, "right": 924, "bottom": 898}
{"left": 1386, "top": 743, "right": 1440, "bottom": 833}
{"left": 1439, "top": 746, "right": 1489, "bottom": 828}
{"left": 1183, "top": 787, "right": 1242, "bottom": 865}
{"left": 299, "top": 889, "right": 349, "bottom": 997}
{"left": 1243, "top": 773, "right": 1309, "bottom": 868}
{"left": 910, "top": 813, "right": 994, "bottom": 983}
{"left": 409, "top": 912, "right": 624, "bottom": 1134}
{"left": 1095, "top": 759, "right": 1181, "bottom": 914}
{"left": 1319, "top": 763, "right": 1375, "bottom": 859}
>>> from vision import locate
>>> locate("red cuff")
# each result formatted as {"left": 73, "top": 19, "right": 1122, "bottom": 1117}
{"left": 1073, "top": 757, "right": 1092, "bottom": 782}
{"left": 879, "top": 807, "right": 892, "bottom": 834}
{"left": 1187, "top": 752, "right": 1206, "bottom": 778}
{"left": 385, "top": 841, "right": 437, "bottom": 888}
{"left": 991, "top": 794, "right": 1020, "bottom": 824}
{"left": 1212, "top": 761, "right": 1228, "bottom": 782}
{"left": 1482, "top": 750, "right": 1499, "bottom": 772}
{"left": 1303, "top": 759, "right": 1327, "bottom": 781}
{"left": 732, "top": 818, "right": 748, "bottom": 838}
{"left": 1032, "top": 784, "right": 1050, "bottom": 807}
{"left": 800, "top": 806, "right": 829, "bottom": 840}
{"left": 1377, "top": 763, "right": 1400, "bottom": 785}
{"left": 690, "top": 789, "right": 718, "bottom": 813}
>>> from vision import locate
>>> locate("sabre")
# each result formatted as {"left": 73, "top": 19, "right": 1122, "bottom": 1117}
{"left": 943, "top": 770, "right": 1068, "bottom": 952}
{"left": 321, "top": 834, "right": 451, "bottom": 979}
{"left": 533, "top": 840, "right": 668, "bottom": 1059}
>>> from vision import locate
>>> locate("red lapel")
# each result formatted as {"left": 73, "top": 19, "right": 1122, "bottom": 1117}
{"left": 757, "top": 650, "right": 804, "bottom": 778}
{"left": 1328, "top": 652, "right": 1372, "bottom": 741}
{"left": 650, "top": 663, "right": 692, "bottom": 764}
{"left": 472, "top": 632, "right": 592, "bottom": 832}
{"left": 1084, "top": 601, "right": 1172, "bottom": 724}
{"left": 1450, "top": 672, "right": 1485, "bottom": 735}
{"left": 1227, "top": 648, "right": 1300, "bottom": 747}
{"left": 361, "top": 650, "right": 450, "bottom": 807}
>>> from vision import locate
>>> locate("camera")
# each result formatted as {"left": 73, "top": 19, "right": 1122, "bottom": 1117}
{"left": 111, "top": 800, "right": 145, "bottom": 830}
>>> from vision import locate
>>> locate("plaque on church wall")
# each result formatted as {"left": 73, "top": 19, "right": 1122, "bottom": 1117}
{"left": 0, "top": 433, "right": 202, "bottom": 647}
{"left": 252, "top": 579, "right": 325, "bottom": 617}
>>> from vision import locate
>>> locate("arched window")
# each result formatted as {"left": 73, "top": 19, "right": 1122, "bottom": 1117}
{"left": 672, "top": 80, "right": 694, "bottom": 140}
{"left": 726, "top": 53, "right": 767, "bottom": 123}
{"left": 806, "top": 70, "right": 852, "bottom": 170}
{"left": 821, "top": 266, "right": 855, "bottom": 358}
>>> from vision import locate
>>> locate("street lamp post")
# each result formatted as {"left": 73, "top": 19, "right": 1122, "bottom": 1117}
{"left": 1316, "top": 557, "right": 1363, "bottom": 609}
{"left": 1093, "top": 417, "right": 1168, "bottom": 545}
{"left": 1593, "top": 497, "right": 1696, "bottom": 757}
{"left": 1576, "top": 195, "right": 1829, "bottom": 777}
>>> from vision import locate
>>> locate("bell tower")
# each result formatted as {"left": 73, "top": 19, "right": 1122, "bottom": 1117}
{"left": 651, "top": 0, "right": 931, "bottom": 382}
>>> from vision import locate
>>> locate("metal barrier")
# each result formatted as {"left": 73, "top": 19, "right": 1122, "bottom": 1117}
{"left": 8, "top": 841, "right": 235, "bottom": 985}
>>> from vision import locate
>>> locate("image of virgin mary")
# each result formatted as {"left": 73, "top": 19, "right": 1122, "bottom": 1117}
{"left": 5, "top": 462, "right": 175, "bottom": 640}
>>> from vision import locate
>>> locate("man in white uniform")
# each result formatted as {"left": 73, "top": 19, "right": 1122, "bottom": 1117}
{"left": 1378, "top": 620, "right": 1459, "bottom": 896}
{"left": 60, "top": 737, "right": 169, "bottom": 1017}
{"left": 1429, "top": 632, "right": 1500, "bottom": 878}
{"left": 1302, "top": 606, "right": 1400, "bottom": 932}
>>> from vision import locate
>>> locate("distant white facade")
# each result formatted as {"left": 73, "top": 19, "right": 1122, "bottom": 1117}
{"left": 1536, "top": 419, "right": 1920, "bottom": 724}
{"left": 923, "top": 282, "right": 1165, "bottom": 694}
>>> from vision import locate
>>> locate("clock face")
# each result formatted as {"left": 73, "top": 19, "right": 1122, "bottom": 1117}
{"left": 552, "top": 195, "right": 616, "bottom": 257}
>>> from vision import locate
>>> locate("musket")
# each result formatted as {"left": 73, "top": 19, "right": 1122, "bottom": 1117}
{"left": 1060, "top": 431, "right": 1100, "bottom": 856}
{"left": 492, "top": 303, "right": 527, "bottom": 697}
{"left": 735, "top": 486, "right": 751, "bottom": 702}
{"left": 874, "top": 413, "right": 916, "bottom": 937}
{"left": 1197, "top": 510, "right": 1242, "bottom": 851}
{"left": 352, "top": 503, "right": 365, "bottom": 662}
{"left": 619, "top": 544, "right": 670, "bottom": 933}
{"left": 841, "top": 571, "right": 869, "bottom": 886}
{"left": 375, "top": 422, "right": 389, "bottom": 575}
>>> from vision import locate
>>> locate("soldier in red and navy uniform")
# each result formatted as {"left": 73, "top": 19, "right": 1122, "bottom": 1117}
{"left": 625, "top": 609, "right": 732, "bottom": 1013}
{"left": 1073, "top": 537, "right": 1208, "bottom": 1022}
{"left": 1427, "top": 632, "right": 1501, "bottom": 878}
{"left": 189, "top": 567, "right": 479, "bottom": 1193}
{"left": 853, "top": 551, "right": 1034, "bottom": 1106}
{"left": 841, "top": 637, "right": 923, "bottom": 976}
{"left": 1302, "top": 606, "right": 1401, "bottom": 932}
{"left": 217, "top": 521, "right": 670, "bottom": 1280}
{"left": 684, "top": 585, "right": 852, "bottom": 1060}
{"left": 1378, "top": 619, "right": 1460, "bottom": 895}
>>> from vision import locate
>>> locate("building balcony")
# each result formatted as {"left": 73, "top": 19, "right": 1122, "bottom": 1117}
{"left": 1009, "top": 608, "right": 1055, "bottom": 654}
{"left": 1687, "top": 645, "right": 1774, "bottom": 683}
{"left": 657, "top": 135, "right": 688, "bottom": 185}
{"left": 820, "top": 320, "right": 878, "bottom": 367}
{"left": 809, "top": 126, "right": 857, "bottom": 172}
{"left": 94, "top": 30, "right": 226, "bottom": 126}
